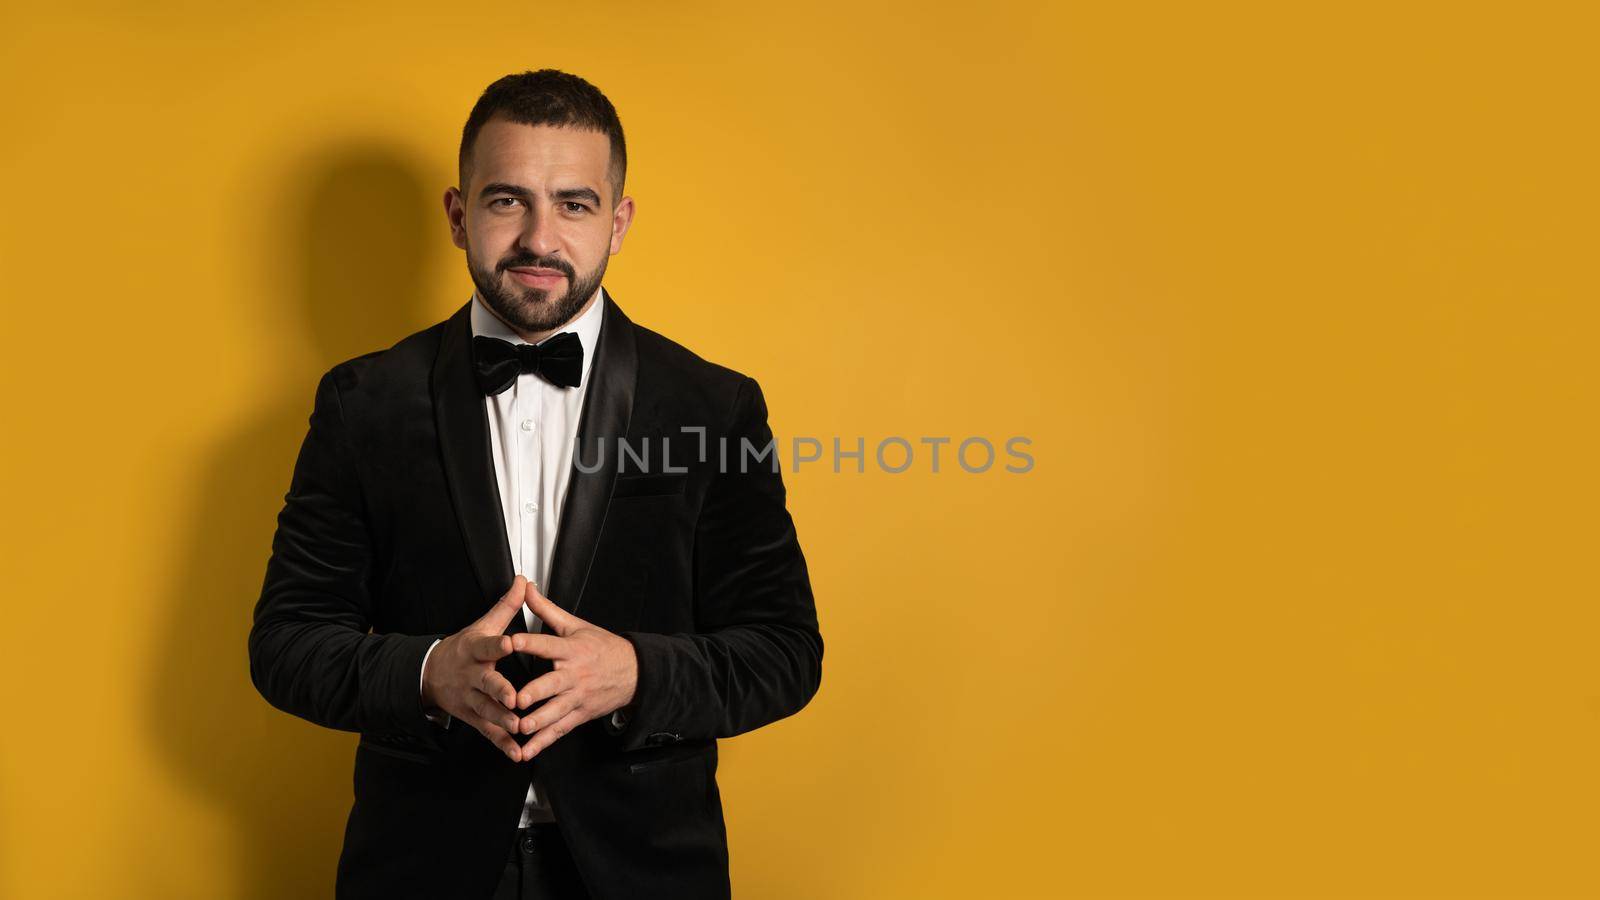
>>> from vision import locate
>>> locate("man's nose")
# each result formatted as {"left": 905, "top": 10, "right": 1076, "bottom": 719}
{"left": 519, "top": 207, "right": 561, "bottom": 257}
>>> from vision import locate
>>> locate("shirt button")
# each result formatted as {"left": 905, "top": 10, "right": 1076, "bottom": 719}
{"left": 524, "top": 501, "right": 538, "bottom": 514}
{"left": 520, "top": 419, "right": 535, "bottom": 432}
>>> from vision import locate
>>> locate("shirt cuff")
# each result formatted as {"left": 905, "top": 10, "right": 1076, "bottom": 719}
{"left": 420, "top": 638, "right": 451, "bottom": 727}
{"left": 606, "top": 705, "right": 631, "bottom": 734}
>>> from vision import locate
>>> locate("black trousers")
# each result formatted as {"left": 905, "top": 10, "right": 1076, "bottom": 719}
{"left": 490, "top": 823, "right": 591, "bottom": 900}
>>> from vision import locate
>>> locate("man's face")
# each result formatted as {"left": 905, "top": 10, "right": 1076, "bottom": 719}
{"left": 445, "top": 119, "right": 634, "bottom": 335}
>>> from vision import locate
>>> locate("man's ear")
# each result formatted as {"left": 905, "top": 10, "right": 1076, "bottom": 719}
{"left": 609, "top": 195, "right": 635, "bottom": 255}
{"left": 444, "top": 187, "right": 468, "bottom": 251}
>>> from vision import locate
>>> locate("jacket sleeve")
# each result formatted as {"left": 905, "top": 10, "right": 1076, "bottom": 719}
{"left": 615, "top": 376, "right": 824, "bottom": 750}
{"left": 248, "top": 367, "right": 442, "bottom": 738}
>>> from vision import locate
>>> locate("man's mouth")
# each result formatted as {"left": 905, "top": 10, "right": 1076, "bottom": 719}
{"left": 507, "top": 267, "right": 566, "bottom": 287}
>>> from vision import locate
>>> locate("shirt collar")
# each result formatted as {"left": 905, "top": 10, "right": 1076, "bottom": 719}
{"left": 469, "top": 284, "right": 606, "bottom": 389}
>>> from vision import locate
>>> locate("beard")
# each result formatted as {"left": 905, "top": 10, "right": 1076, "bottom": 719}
{"left": 467, "top": 243, "right": 607, "bottom": 334}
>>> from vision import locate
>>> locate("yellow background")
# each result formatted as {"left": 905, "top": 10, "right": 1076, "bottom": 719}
{"left": 2, "top": 2, "right": 1597, "bottom": 897}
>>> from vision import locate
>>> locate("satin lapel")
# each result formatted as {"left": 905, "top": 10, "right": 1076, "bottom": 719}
{"left": 546, "top": 287, "right": 638, "bottom": 618}
{"left": 431, "top": 300, "right": 517, "bottom": 625}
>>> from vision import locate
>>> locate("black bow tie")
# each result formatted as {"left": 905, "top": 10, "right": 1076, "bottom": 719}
{"left": 472, "top": 332, "right": 584, "bottom": 394}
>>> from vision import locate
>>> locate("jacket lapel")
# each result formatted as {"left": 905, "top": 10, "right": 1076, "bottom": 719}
{"left": 429, "top": 288, "right": 638, "bottom": 663}
{"left": 432, "top": 299, "right": 516, "bottom": 614}
{"left": 547, "top": 288, "right": 638, "bottom": 617}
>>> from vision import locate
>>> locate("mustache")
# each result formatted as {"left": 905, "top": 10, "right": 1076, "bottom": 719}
{"left": 500, "top": 256, "right": 574, "bottom": 277}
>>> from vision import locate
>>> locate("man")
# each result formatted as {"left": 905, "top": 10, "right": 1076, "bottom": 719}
{"left": 249, "top": 69, "right": 824, "bottom": 899}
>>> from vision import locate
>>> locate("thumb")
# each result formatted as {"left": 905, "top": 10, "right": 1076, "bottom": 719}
{"left": 524, "top": 579, "right": 575, "bottom": 635}
{"left": 476, "top": 574, "right": 528, "bottom": 633}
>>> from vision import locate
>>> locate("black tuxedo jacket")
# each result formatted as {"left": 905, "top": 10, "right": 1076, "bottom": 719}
{"left": 248, "top": 289, "right": 823, "bottom": 899}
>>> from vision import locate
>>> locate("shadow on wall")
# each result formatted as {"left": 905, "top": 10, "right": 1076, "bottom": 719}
{"left": 149, "top": 145, "right": 440, "bottom": 898}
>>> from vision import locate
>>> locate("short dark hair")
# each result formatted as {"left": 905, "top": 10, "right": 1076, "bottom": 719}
{"left": 458, "top": 69, "right": 627, "bottom": 206}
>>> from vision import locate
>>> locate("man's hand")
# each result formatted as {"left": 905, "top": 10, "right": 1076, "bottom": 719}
{"left": 420, "top": 575, "right": 529, "bottom": 761}
{"left": 510, "top": 580, "right": 639, "bottom": 760}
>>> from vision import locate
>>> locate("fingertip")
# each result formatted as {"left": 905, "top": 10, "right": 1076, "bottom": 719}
{"left": 503, "top": 575, "right": 526, "bottom": 602}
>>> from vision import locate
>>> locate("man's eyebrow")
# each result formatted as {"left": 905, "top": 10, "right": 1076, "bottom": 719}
{"left": 552, "top": 186, "right": 602, "bottom": 207}
{"left": 478, "top": 182, "right": 532, "bottom": 200}
{"left": 479, "top": 182, "right": 602, "bottom": 207}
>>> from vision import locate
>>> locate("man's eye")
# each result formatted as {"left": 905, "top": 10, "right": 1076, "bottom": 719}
{"left": 491, "top": 198, "right": 520, "bottom": 209}
{"left": 563, "top": 202, "right": 588, "bottom": 213}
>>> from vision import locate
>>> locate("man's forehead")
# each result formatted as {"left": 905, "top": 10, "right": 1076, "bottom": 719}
{"left": 472, "top": 119, "right": 610, "bottom": 181}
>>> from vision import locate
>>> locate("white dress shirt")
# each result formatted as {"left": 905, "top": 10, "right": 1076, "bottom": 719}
{"left": 421, "top": 283, "right": 605, "bottom": 826}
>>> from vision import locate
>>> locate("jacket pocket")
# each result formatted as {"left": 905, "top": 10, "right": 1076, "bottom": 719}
{"left": 627, "top": 740, "right": 714, "bottom": 775}
{"left": 358, "top": 735, "right": 440, "bottom": 765}
{"left": 611, "top": 472, "right": 688, "bottom": 499}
